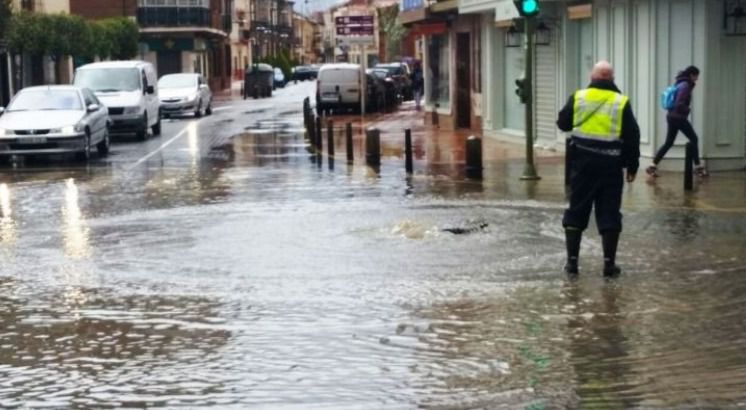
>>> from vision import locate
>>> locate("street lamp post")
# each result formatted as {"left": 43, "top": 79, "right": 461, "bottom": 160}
{"left": 520, "top": 16, "right": 540, "bottom": 180}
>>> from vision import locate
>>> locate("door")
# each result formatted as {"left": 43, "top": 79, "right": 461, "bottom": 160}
{"left": 157, "top": 50, "right": 182, "bottom": 77}
{"left": 456, "top": 33, "right": 471, "bottom": 129}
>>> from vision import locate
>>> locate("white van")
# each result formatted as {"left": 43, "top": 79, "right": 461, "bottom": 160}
{"left": 316, "top": 63, "right": 362, "bottom": 113}
{"left": 74, "top": 61, "right": 160, "bottom": 140}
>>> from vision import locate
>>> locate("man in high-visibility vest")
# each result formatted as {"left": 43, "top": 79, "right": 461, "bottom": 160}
{"left": 557, "top": 61, "right": 640, "bottom": 278}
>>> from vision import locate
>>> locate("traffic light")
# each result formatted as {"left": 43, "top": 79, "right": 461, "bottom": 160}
{"left": 514, "top": 0, "right": 540, "bottom": 17}
{"left": 515, "top": 77, "right": 528, "bottom": 104}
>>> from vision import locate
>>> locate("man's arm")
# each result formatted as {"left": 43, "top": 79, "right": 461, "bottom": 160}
{"left": 621, "top": 103, "right": 641, "bottom": 176}
{"left": 556, "top": 95, "right": 575, "bottom": 132}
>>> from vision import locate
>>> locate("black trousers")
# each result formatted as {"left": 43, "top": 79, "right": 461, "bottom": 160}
{"left": 653, "top": 116, "right": 701, "bottom": 166}
{"left": 563, "top": 151, "right": 624, "bottom": 234}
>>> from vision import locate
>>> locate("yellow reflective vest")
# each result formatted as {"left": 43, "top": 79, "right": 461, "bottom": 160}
{"left": 572, "top": 88, "right": 629, "bottom": 142}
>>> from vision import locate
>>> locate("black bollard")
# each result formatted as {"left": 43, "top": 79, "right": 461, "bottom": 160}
{"left": 327, "top": 120, "right": 335, "bottom": 159}
{"left": 684, "top": 142, "right": 694, "bottom": 191}
{"left": 365, "top": 128, "right": 381, "bottom": 166}
{"left": 404, "top": 128, "right": 413, "bottom": 174}
{"left": 346, "top": 123, "right": 353, "bottom": 164}
{"left": 315, "top": 116, "right": 323, "bottom": 152}
{"left": 465, "top": 135, "right": 483, "bottom": 179}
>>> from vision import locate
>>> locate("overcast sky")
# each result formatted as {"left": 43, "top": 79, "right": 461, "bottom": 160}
{"left": 295, "top": 0, "right": 349, "bottom": 14}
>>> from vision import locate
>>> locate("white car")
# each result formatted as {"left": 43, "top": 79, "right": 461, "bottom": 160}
{"left": 158, "top": 73, "right": 213, "bottom": 118}
{"left": 0, "top": 86, "right": 110, "bottom": 160}
{"left": 316, "top": 63, "right": 363, "bottom": 113}
{"left": 73, "top": 60, "right": 160, "bottom": 141}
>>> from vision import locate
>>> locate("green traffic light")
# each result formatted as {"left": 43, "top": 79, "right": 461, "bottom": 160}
{"left": 522, "top": 0, "right": 538, "bottom": 14}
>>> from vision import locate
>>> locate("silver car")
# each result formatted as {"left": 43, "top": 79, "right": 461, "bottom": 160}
{"left": 0, "top": 86, "right": 110, "bottom": 160}
{"left": 158, "top": 73, "right": 213, "bottom": 118}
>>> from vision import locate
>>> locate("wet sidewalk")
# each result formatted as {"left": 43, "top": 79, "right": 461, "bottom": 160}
{"left": 323, "top": 101, "right": 746, "bottom": 215}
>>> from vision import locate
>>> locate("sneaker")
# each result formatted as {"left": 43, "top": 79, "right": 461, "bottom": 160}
{"left": 695, "top": 166, "right": 708, "bottom": 177}
{"left": 645, "top": 165, "right": 659, "bottom": 177}
{"left": 603, "top": 264, "right": 621, "bottom": 278}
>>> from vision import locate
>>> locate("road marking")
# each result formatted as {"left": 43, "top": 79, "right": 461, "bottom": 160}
{"left": 213, "top": 106, "right": 233, "bottom": 112}
{"left": 128, "top": 122, "right": 196, "bottom": 170}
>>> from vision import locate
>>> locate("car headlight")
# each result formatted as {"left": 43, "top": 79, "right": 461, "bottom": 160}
{"left": 0, "top": 128, "right": 6, "bottom": 137}
{"left": 124, "top": 106, "right": 141, "bottom": 115}
{"left": 51, "top": 124, "right": 84, "bottom": 134}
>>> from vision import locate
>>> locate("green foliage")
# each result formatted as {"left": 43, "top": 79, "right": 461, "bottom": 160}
{"left": 5, "top": 12, "right": 138, "bottom": 61}
{"left": 0, "top": 0, "right": 11, "bottom": 39}
{"left": 377, "top": 5, "right": 407, "bottom": 60}
{"left": 259, "top": 49, "right": 295, "bottom": 79}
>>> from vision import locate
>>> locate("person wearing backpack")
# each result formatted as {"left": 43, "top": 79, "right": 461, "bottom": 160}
{"left": 411, "top": 62, "right": 424, "bottom": 111}
{"left": 647, "top": 66, "right": 707, "bottom": 177}
{"left": 556, "top": 61, "right": 641, "bottom": 278}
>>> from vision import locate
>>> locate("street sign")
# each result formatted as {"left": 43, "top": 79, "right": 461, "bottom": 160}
{"left": 336, "top": 25, "right": 375, "bottom": 36}
{"left": 338, "top": 36, "right": 375, "bottom": 46}
{"left": 335, "top": 15, "right": 374, "bottom": 26}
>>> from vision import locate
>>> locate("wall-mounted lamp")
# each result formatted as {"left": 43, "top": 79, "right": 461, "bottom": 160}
{"left": 724, "top": 0, "right": 746, "bottom": 36}
{"left": 505, "top": 24, "right": 523, "bottom": 48}
{"left": 535, "top": 21, "right": 551, "bottom": 45}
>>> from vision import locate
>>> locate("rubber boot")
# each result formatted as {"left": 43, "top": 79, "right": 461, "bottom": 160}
{"left": 564, "top": 228, "right": 582, "bottom": 276}
{"left": 602, "top": 231, "right": 622, "bottom": 278}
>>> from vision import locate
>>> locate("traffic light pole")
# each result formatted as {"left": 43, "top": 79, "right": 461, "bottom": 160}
{"left": 521, "top": 16, "right": 540, "bottom": 181}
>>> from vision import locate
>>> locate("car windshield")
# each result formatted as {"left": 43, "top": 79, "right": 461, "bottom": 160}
{"left": 274, "top": 68, "right": 283, "bottom": 75}
{"left": 74, "top": 68, "right": 141, "bottom": 92}
{"left": 158, "top": 74, "right": 197, "bottom": 89}
{"left": 371, "top": 70, "right": 388, "bottom": 79}
{"left": 7, "top": 89, "right": 83, "bottom": 112}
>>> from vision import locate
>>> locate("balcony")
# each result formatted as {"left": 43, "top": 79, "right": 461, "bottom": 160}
{"left": 137, "top": 7, "right": 211, "bottom": 28}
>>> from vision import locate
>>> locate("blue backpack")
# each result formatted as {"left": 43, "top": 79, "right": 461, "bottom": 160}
{"left": 661, "top": 84, "right": 678, "bottom": 111}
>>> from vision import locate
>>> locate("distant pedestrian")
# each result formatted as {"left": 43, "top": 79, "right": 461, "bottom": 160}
{"left": 647, "top": 66, "right": 707, "bottom": 178}
{"left": 411, "top": 62, "right": 424, "bottom": 111}
{"left": 557, "top": 61, "right": 641, "bottom": 278}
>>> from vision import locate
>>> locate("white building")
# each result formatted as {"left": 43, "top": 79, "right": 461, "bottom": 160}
{"left": 455, "top": 0, "right": 746, "bottom": 171}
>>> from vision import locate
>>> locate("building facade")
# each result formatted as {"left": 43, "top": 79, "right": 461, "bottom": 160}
{"left": 248, "top": 0, "right": 295, "bottom": 62}
{"left": 293, "top": 12, "right": 324, "bottom": 64}
{"left": 469, "top": 0, "right": 746, "bottom": 171}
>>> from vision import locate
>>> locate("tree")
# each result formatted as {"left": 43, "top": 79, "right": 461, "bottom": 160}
{"left": 377, "top": 5, "right": 407, "bottom": 61}
{"left": 0, "top": 0, "right": 11, "bottom": 41}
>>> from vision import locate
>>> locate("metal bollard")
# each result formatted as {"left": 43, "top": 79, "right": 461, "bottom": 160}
{"left": 346, "top": 123, "right": 353, "bottom": 164}
{"left": 404, "top": 128, "right": 413, "bottom": 174}
{"left": 365, "top": 128, "right": 381, "bottom": 166}
{"left": 315, "top": 116, "right": 323, "bottom": 152}
{"left": 327, "top": 120, "right": 335, "bottom": 159}
{"left": 465, "top": 135, "right": 483, "bottom": 179}
{"left": 684, "top": 142, "right": 693, "bottom": 191}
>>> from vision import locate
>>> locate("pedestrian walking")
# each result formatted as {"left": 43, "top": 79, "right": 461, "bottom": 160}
{"left": 411, "top": 62, "right": 424, "bottom": 111}
{"left": 647, "top": 66, "right": 707, "bottom": 178}
{"left": 557, "top": 61, "right": 641, "bottom": 278}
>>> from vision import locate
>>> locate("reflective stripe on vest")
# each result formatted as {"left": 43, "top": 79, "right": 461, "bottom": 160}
{"left": 572, "top": 88, "right": 629, "bottom": 142}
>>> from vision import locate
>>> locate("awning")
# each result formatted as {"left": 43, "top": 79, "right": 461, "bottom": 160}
{"left": 430, "top": 0, "right": 459, "bottom": 13}
{"left": 410, "top": 22, "right": 449, "bottom": 36}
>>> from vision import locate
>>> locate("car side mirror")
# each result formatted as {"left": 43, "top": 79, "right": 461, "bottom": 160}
{"left": 146, "top": 85, "right": 155, "bottom": 95}
{"left": 199, "top": 84, "right": 208, "bottom": 90}
{"left": 87, "top": 104, "right": 100, "bottom": 113}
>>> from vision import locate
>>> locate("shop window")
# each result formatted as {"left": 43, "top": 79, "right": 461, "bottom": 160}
{"left": 426, "top": 34, "right": 450, "bottom": 110}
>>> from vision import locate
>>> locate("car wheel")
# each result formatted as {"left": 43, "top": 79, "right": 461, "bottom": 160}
{"left": 152, "top": 114, "right": 162, "bottom": 136}
{"left": 97, "top": 126, "right": 110, "bottom": 157}
{"left": 76, "top": 130, "right": 91, "bottom": 162}
{"left": 205, "top": 102, "right": 212, "bottom": 116}
{"left": 136, "top": 114, "right": 148, "bottom": 141}
{"left": 195, "top": 100, "right": 203, "bottom": 118}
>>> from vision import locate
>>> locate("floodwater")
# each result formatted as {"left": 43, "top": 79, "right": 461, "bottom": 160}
{"left": 1, "top": 82, "right": 746, "bottom": 408}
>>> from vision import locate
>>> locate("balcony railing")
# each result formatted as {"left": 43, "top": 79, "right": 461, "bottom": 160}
{"left": 137, "top": 7, "right": 211, "bottom": 28}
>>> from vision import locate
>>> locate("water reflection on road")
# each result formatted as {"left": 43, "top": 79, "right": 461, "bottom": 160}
{"left": 1, "top": 85, "right": 746, "bottom": 407}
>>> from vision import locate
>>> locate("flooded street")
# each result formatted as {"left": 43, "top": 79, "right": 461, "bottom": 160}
{"left": 1, "top": 81, "right": 746, "bottom": 408}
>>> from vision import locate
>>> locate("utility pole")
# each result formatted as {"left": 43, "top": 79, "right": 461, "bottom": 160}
{"left": 514, "top": 0, "right": 541, "bottom": 181}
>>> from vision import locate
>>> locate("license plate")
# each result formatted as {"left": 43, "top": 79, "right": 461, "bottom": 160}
{"left": 323, "top": 92, "right": 338, "bottom": 97}
{"left": 26, "top": 137, "right": 47, "bottom": 144}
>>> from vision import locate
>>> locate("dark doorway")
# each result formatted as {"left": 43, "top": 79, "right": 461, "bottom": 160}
{"left": 157, "top": 50, "right": 182, "bottom": 77}
{"left": 0, "top": 53, "right": 10, "bottom": 106}
{"left": 456, "top": 33, "right": 471, "bottom": 129}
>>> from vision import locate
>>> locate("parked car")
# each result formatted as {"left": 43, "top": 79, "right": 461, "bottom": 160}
{"left": 0, "top": 86, "right": 110, "bottom": 160}
{"left": 316, "top": 63, "right": 363, "bottom": 114}
{"left": 158, "top": 73, "right": 212, "bottom": 118}
{"left": 273, "top": 68, "right": 286, "bottom": 89}
{"left": 292, "top": 66, "right": 316, "bottom": 82}
{"left": 374, "top": 62, "right": 413, "bottom": 100}
{"left": 244, "top": 63, "right": 274, "bottom": 99}
{"left": 368, "top": 68, "right": 400, "bottom": 112}
{"left": 73, "top": 60, "right": 160, "bottom": 141}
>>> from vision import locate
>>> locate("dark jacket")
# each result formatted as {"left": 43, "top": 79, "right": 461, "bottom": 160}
{"left": 668, "top": 72, "right": 695, "bottom": 119}
{"left": 557, "top": 79, "right": 641, "bottom": 174}
{"left": 411, "top": 68, "right": 424, "bottom": 92}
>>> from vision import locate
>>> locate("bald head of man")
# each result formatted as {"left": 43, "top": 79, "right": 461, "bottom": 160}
{"left": 590, "top": 61, "right": 614, "bottom": 82}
